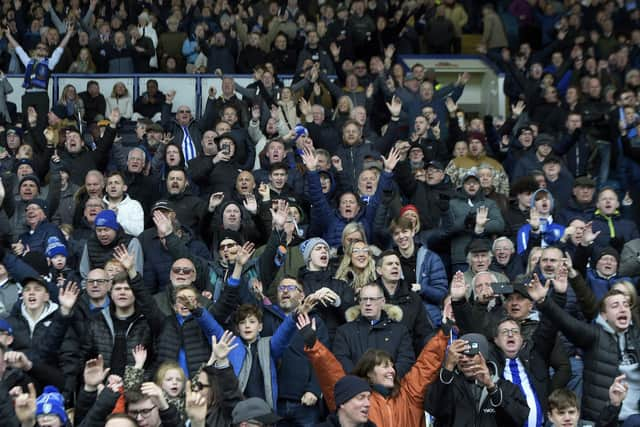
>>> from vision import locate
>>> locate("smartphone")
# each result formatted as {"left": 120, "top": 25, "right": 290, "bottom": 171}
{"left": 221, "top": 143, "right": 230, "bottom": 154}
{"left": 491, "top": 282, "right": 514, "bottom": 294}
{"left": 463, "top": 342, "right": 480, "bottom": 356}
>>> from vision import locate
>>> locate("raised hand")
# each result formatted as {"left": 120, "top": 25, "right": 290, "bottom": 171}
{"left": 208, "top": 192, "right": 225, "bottom": 212}
{"left": 331, "top": 155, "right": 343, "bottom": 172}
{"left": 385, "top": 95, "right": 402, "bottom": 117}
{"left": 84, "top": 354, "right": 110, "bottom": 390}
{"left": 153, "top": 210, "right": 174, "bottom": 237}
{"left": 445, "top": 97, "right": 457, "bottom": 114}
{"left": 609, "top": 374, "right": 628, "bottom": 407}
{"left": 257, "top": 183, "right": 270, "bottom": 201}
{"left": 13, "top": 383, "right": 37, "bottom": 425}
{"left": 113, "top": 244, "right": 135, "bottom": 273}
{"left": 210, "top": 330, "right": 238, "bottom": 363}
{"left": 132, "top": 344, "right": 147, "bottom": 369}
{"left": 329, "top": 42, "right": 340, "bottom": 58}
{"left": 270, "top": 199, "right": 289, "bottom": 230}
{"left": 58, "top": 281, "right": 80, "bottom": 315}
{"left": 528, "top": 208, "right": 541, "bottom": 231}
{"left": 299, "top": 97, "right": 311, "bottom": 117}
{"left": 511, "top": 100, "right": 526, "bottom": 117}
{"left": 381, "top": 146, "right": 401, "bottom": 172}
{"left": 444, "top": 339, "right": 468, "bottom": 371}
{"left": 251, "top": 104, "right": 260, "bottom": 121}
{"left": 297, "top": 294, "right": 319, "bottom": 315}
{"left": 472, "top": 353, "right": 494, "bottom": 388}
{"left": 165, "top": 90, "right": 176, "bottom": 104}
{"left": 527, "top": 273, "right": 550, "bottom": 303}
{"left": 185, "top": 381, "right": 207, "bottom": 425}
{"left": 554, "top": 263, "right": 569, "bottom": 294}
{"left": 208, "top": 86, "right": 217, "bottom": 98}
{"left": 109, "top": 107, "right": 121, "bottom": 127}
{"left": 456, "top": 71, "right": 471, "bottom": 86}
{"left": 243, "top": 194, "right": 258, "bottom": 215}
{"left": 300, "top": 146, "right": 317, "bottom": 171}
{"left": 250, "top": 278, "right": 265, "bottom": 300}
{"left": 235, "top": 242, "right": 255, "bottom": 266}
{"left": 450, "top": 271, "right": 467, "bottom": 301}
{"left": 475, "top": 206, "right": 490, "bottom": 229}
{"left": 141, "top": 382, "right": 169, "bottom": 410}
{"left": 582, "top": 221, "right": 601, "bottom": 246}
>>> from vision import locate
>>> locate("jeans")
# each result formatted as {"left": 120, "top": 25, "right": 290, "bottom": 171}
{"left": 566, "top": 356, "right": 583, "bottom": 400}
{"left": 277, "top": 399, "right": 319, "bottom": 427}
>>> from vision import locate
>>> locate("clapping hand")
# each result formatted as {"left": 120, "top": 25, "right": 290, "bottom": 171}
{"left": 450, "top": 271, "right": 467, "bottom": 301}
{"left": 527, "top": 273, "right": 550, "bottom": 303}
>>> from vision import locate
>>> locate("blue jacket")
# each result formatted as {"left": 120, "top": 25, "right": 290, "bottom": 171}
{"left": 592, "top": 210, "right": 639, "bottom": 251}
{"left": 415, "top": 246, "right": 448, "bottom": 327}
{"left": 586, "top": 269, "right": 632, "bottom": 302}
{"left": 307, "top": 169, "right": 392, "bottom": 247}
{"left": 19, "top": 220, "right": 67, "bottom": 255}
{"left": 517, "top": 218, "right": 565, "bottom": 254}
{"left": 197, "top": 308, "right": 298, "bottom": 408}
{"left": 261, "top": 305, "right": 330, "bottom": 401}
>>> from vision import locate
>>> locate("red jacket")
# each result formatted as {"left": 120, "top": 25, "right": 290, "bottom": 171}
{"left": 305, "top": 330, "right": 448, "bottom": 427}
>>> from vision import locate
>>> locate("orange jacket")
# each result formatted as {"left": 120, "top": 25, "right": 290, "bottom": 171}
{"left": 305, "top": 330, "right": 448, "bottom": 427}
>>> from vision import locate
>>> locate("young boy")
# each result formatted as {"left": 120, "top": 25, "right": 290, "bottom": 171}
{"left": 46, "top": 236, "right": 80, "bottom": 283}
{"left": 516, "top": 188, "right": 566, "bottom": 254}
{"left": 547, "top": 376, "right": 628, "bottom": 427}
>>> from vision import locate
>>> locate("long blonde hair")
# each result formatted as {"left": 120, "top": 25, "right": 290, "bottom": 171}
{"left": 335, "top": 241, "right": 377, "bottom": 293}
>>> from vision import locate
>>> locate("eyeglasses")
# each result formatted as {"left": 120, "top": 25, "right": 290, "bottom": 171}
{"left": 191, "top": 381, "right": 211, "bottom": 392}
{"left": 178, "top": 109, "right": 191, "bottom": 114}
{"left": 498, "top": 328, "right": 521, "bottom": 337}
{"left": 360, "top": 296, "right": 384, "bottom": 303}
{"left": 219, "top": 243, "right": 237, "bottom": 251}
{"left": 172, "top": 267, "right": 194, "bottom": 275}
{"left": 86, "top": 279, "right": 110, "bottom": 285}
{"left": 278, "top": 285, "right": 301, "bottom": 292}
{"left": 352, "top": 247, "right": 369, "bottom": 254}
{"left": 128, "top": 406, "right": 156, "bottom": 418}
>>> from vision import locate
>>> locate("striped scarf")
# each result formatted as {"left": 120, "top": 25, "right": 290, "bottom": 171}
{"left": 181, "top": 126, "right": 197, "bottom": 163}
{"left": 503, "top": 358, "right": 543, "bottom": 427}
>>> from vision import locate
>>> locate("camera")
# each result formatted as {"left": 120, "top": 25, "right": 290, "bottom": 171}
{"left": 491, "top": 282, "right": 514, "bottom": 294}
{"left": 463, "top": 342, "right": 480, "bottom": 356}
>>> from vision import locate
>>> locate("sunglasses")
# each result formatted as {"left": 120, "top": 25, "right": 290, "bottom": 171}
{"left": 172, "top": 267, "right": 194, "bottom": 275}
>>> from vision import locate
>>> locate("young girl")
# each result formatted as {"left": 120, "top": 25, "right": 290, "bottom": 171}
{"left": 125, "top": 346, "right": 187, "bottom": 421}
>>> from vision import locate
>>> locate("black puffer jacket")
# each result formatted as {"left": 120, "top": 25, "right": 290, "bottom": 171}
{"left": 379, "top": 279, "right": 434, "bottom": 355}
{"left": 7, "top": 301, "right": 60, "bottom": 357}
{"left": 537, "top": 294, "right": 640, "bottom": 422}
{"left": 81, "top": 304, "right": 152, "bottom": 370}
{"left": 297, "top": 267, "right": 355, "bottom": 344}
{"left": 332, "top": 304, "right": 416, "bottom": 378}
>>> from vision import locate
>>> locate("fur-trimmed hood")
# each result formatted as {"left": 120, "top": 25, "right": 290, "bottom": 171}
{"left": 345, "top": 304, "right": 403, "bottom": 323}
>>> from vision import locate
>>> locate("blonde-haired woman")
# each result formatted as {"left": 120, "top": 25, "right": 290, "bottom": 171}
{"left": 335, "top": 240, "right": 377, "bottom": 294}
{"left": 107, "top": 81, "right": 133, "bottom": 120}
{"left": 58, "top": 84, "right": 85, "bottom": 121}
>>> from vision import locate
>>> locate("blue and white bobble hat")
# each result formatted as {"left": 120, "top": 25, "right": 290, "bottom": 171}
{"left": 36, "top": 385, "right": 68, "bottom": 424}
{"left": 45, "top": 236, "right": 68, "bottom": 259}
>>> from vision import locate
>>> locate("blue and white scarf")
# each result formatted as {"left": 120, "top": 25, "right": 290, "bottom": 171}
{"left": 503, "top": 358, "right": 543, "bottom": 427}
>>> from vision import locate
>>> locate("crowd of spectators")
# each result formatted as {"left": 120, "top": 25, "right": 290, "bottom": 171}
{"left": 0, "top": 0, "right": 639, "bottom": 426}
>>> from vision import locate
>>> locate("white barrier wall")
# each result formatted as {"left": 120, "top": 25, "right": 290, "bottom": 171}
{"left": 4, "top": 59, "right": 504, "bottom": 119}
{"left": 400, "top": 55, "right": 506, "bottom": 119}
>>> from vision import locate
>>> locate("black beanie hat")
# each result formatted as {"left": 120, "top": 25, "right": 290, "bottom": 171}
{"left": 334, "top": 375, "right": 371, "bottom": 407}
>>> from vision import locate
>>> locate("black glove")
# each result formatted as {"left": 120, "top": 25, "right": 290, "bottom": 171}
{"left": 464, "top": 212, "right": 476, "bottom": 230}
{"left": 299, "top": 323, "right": 318, "bottom": 348}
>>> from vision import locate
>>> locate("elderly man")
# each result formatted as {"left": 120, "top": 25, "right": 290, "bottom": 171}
{"left": 332, "top": 281, "right": 416, "bottom": 378}
{"left": 122, "top": 147, "right": 158, "bottom": 214}
{"left": 160, "top": 88, "right": 219, "bottom": 163}
{"left": 490, "top": 237, "right": 525, "bottom": 281}
{"left": 17, "top": 199, "right": 66, "bottom": 255}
